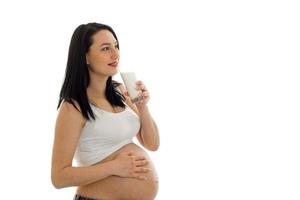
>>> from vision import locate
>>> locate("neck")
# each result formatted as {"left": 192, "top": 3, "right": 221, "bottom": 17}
{"left": 87, "top": 74, "right": 110, "bottom": 100}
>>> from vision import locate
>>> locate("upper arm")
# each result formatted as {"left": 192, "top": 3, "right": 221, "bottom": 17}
{"left": 51, "top": 101, "right": 86, "bottom": 175}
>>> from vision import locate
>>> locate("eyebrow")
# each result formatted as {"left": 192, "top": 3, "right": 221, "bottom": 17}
{"left": 100, "top": 41, "right": 118, "bottom": 47}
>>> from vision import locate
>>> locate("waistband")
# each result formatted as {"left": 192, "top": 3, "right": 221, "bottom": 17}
{"left": 74, "top": 194, "right": 98, "bottom": 200}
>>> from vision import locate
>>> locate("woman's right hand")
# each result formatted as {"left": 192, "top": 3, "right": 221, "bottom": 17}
{"left": 111, "top": 151, "right": 151, "bottom": 181}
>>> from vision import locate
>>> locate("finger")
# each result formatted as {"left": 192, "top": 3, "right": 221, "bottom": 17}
{"left": 134, "top": 167, "right": 151, "bottom": 173}
{"left": 141, "top": 95, "right": 149, "bottom": 101}
{"left": 136, "top": 175, "right": 148, "bottom": 181}
{"left": 142, "top": 91, "right": 149, "bottom": 97}
{"left": 138, "top": 91, "right": 148, "bottom": 98}
{"left": 133, "top": 156, "right": 146, "bottom": 161}
{"left": 135, "top": 160, "right": 148, "bottom": 166}
{"left": 135, "top": 85, "right": 147, "bottom": 91}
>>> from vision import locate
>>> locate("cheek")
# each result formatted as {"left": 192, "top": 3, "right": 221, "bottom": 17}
{"left": 90, "top": 54, "right": 108, "bottom": 65}
{"left": 89, "top": 56, "right": 112, "bottom": 72}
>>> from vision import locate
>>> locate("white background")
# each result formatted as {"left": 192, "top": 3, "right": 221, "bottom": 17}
{"left": 0, "top": 0, "right": 299, "bottom": 199}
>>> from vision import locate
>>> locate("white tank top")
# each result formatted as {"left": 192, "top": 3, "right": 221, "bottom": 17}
{"left": 74, "top": 102, "right": 140, "bottom": 166}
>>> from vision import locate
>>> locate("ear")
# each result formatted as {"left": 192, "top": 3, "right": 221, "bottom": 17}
{"left": 85, "top": 54, "right": 90, "bottom": 65}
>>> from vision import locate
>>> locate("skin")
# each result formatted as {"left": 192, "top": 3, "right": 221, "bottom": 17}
{"left": 51, "top": 30, "right": 160, "bottom": 200}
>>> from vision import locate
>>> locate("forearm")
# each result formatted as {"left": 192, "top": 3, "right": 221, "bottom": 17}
{"left": 138, "top": 106, "right": 160, "bottom": 150}
{"left": 52, "top": 161, "right": 115, "bottom": 189}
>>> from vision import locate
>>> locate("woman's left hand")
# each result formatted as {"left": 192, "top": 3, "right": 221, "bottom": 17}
{"left": 135, "top": 80, "right": 150, "bottom": 108}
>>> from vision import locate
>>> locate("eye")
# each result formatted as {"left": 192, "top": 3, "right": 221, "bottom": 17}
{"left": 102, "top": 47, "right": 110, "bottom": 51}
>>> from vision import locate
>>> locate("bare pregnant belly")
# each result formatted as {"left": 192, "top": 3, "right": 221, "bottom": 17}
{"left": 76, "top": 143, "right": 159, "bottom": 200}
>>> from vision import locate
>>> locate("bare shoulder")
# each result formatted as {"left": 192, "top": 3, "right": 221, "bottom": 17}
{"left": 57, "top": 100, "right": 86, "bottom": 128}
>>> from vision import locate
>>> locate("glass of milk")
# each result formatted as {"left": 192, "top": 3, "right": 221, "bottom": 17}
{"left": 120, "top": 72, "right": 142, "bottom": 103}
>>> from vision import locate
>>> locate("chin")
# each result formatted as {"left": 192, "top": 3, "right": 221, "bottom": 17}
{"left": 109, "top": 69, "right": 119, "bottom": 76}
{"left": 98, "top": 68, "right": 118, "bottom": 77}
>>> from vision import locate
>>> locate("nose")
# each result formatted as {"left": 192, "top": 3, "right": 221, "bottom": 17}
{"left": 111, "top": 47, "right": 119, "bottom": 60}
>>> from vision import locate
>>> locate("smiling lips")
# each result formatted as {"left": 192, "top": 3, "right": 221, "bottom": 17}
{"left": 108, "top": 61, "right": 118, "bottom": 68}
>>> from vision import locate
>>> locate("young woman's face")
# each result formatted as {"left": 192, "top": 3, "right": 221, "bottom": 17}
{"left": 86, "top": 30, "right": 120, "bottom": 77}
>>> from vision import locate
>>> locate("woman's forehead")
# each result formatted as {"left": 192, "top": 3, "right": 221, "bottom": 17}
{"left": 92, "top": 30, "right": 117, "bottom": 44}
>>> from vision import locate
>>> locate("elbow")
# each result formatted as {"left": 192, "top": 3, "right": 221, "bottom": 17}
{"left": 51, "top": 171, "right": 68, "bottom": 189}
{"left": 147, "top": 143, "right": 160, "bottom": 151}
{"left": 52, "top": 179, "right": 62, "bottom": 189}
{"left": 51, "top": 175, "right": 64, "bottom": 189}
{"left": 148, "top": 147, "right": 158, "bottom": 151}
{"left": 52, "top": 183, "right": 64, "bottom": 189}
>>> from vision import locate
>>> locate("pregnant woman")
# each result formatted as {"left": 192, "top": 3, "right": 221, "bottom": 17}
{"left": 51, "top": 22, "right": 160, "bottom": 200}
